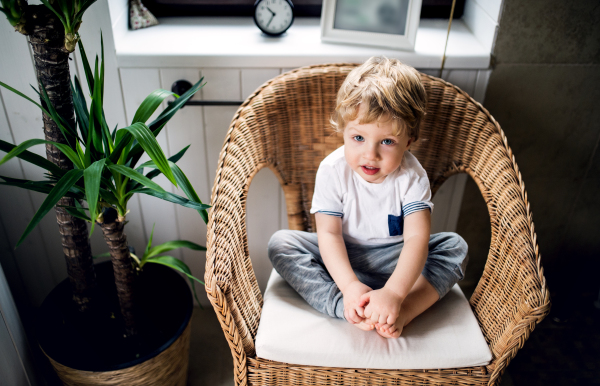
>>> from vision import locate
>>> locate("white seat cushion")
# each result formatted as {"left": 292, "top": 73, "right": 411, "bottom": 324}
{"left": 255, "top": 269, "right": 492, "bottom": 369}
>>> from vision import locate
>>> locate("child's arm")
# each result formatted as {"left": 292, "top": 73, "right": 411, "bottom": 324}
{"left": 360, "top": 209, "right": 431, "bottom": 326}
{"left": 315, "top": 212, "right": 372, "bottom": 324}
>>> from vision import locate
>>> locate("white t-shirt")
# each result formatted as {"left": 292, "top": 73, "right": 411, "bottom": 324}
{"left": 310, "top": 146, "right": 433, "bottom": 245}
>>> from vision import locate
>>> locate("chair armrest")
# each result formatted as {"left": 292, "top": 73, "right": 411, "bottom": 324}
{"left": 462, "top": 128, "right": 550, "bottom": 385}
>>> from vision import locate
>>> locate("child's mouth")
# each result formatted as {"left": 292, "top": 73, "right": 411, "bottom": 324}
{"left": 361, "top": 165, "right": 380, "bottom": 175}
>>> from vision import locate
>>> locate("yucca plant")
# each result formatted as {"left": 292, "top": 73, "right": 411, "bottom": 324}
{"left": 0, "top": 37, "right": 209, "bottom": 337}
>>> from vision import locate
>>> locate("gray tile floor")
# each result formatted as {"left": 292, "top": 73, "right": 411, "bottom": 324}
{"left": 188, "top": 307, "right": 235, "bottom": 386}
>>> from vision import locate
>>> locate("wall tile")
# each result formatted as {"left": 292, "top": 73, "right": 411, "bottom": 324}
{"left": 493, "top": 0, "right": 600, "bottom": 64}
{"left": 479, "top": 64, "right": 600, "bottom": 277}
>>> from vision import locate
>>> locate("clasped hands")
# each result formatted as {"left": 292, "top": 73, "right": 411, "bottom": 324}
{"left": 342, "top": 281, "right": 404, "bottom": 334}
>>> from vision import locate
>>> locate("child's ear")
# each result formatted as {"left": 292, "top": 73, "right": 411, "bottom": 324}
{"left": 407, "top": 137, "right": 414, "bottom": 148}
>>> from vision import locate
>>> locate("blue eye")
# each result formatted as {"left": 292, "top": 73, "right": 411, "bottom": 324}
{"left": 353, "top": 135, "right": 364, "bottom": 142}
{"left": 382, "top": 139, "right": 395, "bottom": 145}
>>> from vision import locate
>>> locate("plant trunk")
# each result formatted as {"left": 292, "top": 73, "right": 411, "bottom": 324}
{"left": 27, "top": 5, "right": 96, "bottom": 312}
{"left": 98, "top": 209, "right": 138, "bottom": 337}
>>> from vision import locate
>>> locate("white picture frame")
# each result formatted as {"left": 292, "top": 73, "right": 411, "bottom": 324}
{"left": 320, "top": 0, "right": 423, "bottom": 51}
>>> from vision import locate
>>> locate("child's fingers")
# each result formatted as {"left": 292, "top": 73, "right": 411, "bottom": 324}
{"left": 378, "top": 314, "right": 387, "bottom": 325}
{"left": 356, "top": 306, "right": 365, "bottom": 317}
{"left": 363, "top": 305, "right": 372, "bottom": 319}
{"left": 344, "top": 309, "right": 355, "bottom": 324}
{"left": 348, "top": 308, "right": 362, "bottom": 324}
{"left": 358, "top": 292, "right": 370, "bottom": 307}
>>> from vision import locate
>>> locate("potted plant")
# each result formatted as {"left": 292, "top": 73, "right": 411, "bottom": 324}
{"left": 0, "top": 35, "right": 210, "bottom": 385}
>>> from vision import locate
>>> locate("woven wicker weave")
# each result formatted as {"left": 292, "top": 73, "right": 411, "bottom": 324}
{"left": 44, "top": 318, "right": 191, "bottom": 386}
{"left": 205, "top": 64, "right": 550, "bottom": 386}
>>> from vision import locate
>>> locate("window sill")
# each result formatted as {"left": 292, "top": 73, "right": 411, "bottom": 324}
{"left": 114, "top": 17, "right": 490, "bottom": 69}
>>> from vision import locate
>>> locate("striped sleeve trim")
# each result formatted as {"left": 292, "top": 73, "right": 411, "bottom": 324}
{"left": 402, "top": 201, "right": 431, "bottom": 217}
{"left": 316, "top": 210, "right": 343, "bottom": 218}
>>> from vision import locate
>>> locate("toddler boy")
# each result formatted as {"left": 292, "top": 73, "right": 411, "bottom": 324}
{"left": 268, "top": 57, "right": 468, "bottom": 338}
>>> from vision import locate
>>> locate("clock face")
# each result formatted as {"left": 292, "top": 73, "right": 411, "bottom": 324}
{"left": 254, "top": 0, "right": 294, "bottom": 36}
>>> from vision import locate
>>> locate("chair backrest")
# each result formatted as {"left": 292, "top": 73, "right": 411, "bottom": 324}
{"left": 206, "top": 64, "right": 550, "bottom": 377}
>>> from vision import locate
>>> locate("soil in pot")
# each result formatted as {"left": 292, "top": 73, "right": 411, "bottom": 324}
{"left": 37, "top": 260, "right": 193, "bottom": 371}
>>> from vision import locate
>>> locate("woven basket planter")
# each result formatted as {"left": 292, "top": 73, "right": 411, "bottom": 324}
{"left": 37, "top": 261, "right": 193, "bottom": 386}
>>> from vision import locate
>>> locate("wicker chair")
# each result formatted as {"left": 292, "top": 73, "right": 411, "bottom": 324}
{"left": 205, "top": 64, "right": 550, "bottom": 386}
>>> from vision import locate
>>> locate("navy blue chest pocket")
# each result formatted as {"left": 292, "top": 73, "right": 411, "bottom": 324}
{"left": 388, "top": 210, "right": 404, "bottom": 236}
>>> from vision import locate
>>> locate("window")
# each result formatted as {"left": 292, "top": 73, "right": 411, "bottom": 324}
{"left": 144, "top": 0, "right": 464, "bottom": 19}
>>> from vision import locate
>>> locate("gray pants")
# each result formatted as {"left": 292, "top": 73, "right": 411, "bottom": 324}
{"left": 267, "top": 230, "right": 468, "bottom": 320}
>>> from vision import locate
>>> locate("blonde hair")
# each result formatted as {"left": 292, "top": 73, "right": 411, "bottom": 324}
{"left": 331, "top": 56, "right": 427, "bottom": 140}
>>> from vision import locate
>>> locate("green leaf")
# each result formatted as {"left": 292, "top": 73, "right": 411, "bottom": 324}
{"left": 0, "top": 139, "right": 65, "bottom": 176}
{"left": 38, "top": 83, "right": 78, "bottom": 145}
{"left": 39, "top": 0, "right": 67, "bottom": 28}
{"left": 118, "top": 122, "right": 177, "bottom": 185}
{"left": 84, "top": 159, "right": 106, "bottom": 235}
{"left": 16, "top": 169, "right": 84, "bottom": 248}
{"left": 74, "top": 0, "right": 98, "bottom": 23}
{"left": 125, "top": 78, "right": 205, "bottom": 168}
{"left": 0, "top": 139, "right": 83, "bottom": 169}
{"left": 130, "top": 188, "right": 210, "bottom": 211}
{"left": 169, "top": 161, "right": 210, "bottom": 224}
{"left": 133, "top": 157, "right": 209, "bottom": 223}
{"left": 0, "top": 176, "right": 83, "bottom": 199}
{"left": 137, "top": 144, "right": 190, "bottom": 181}
{"left": 99, "top": 188, "right": 120, "bottom": 207}
{"left": 71, "top": 76, "right": 89, "bottom": 143}
{"left": 78, "top": 38, "right": 94, "bottom": 94}
{"left": 0, "top": 80, "right": 52, "bottom": 116}
{"left": 62, "top": 206, "right": 92, "bottom": 222}
{"left": 89, "top": 55, "right": 104, "bottom": 155}
{"left": 144, "top": 255, "right": 204, "bottom": 305}
{"left": 144, "top": 223, "right": 155, "bottom": 259}
{"left": 146, "top": 240, "right": 206, "bottom": 259}
{"left": 148, "top": 78, "right": 205, "bottom": 134}
{"left": 132, "top": 89, "right": 174, "bottom": 125}
{"left": 92, "top": 252, "right": 111, "bottom": 260}
{"left": 107, "top": 163, "right": 166, "bottom": 193}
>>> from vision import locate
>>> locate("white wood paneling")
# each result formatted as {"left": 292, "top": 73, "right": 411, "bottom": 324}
{"left": 203, "top": 106, "right": 240, "bottom": 190}
{"left": 0, "top": 316, "right": 30, "bottom": 386}
{"left": 241, "top": 67, "right": 284, "bottom": 267}
{"left": 0, "top": 263, "right": 37, "bottom": 386}
{"left": 463, "top": 0, "right": 498, "bottom": 54}
{"left": 201, "top": 69, "right": 241, "bottom": 101}
{"left": 201, "top": 69, "right": 241, "bottom": 189}
{"left": 241, "top": 69, "right": 281, "bottom": 99}
{"left": 444, "top": 70, "right": 478, "bottom": 97}
{"left": 246, "top": 169, "right": 282, "bottom": 294}
{"left": 473, "top": 69, "right": 492, "bottom": 103}
{"left": 470, "top": 0, "right": 503, "bottom": 23}
{"left": 159, "top": 68, "right": 210, "bottom": 305}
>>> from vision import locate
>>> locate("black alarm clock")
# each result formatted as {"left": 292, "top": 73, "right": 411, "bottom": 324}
{"left": 253, "top": 0, "right": 294, "bottom": 37}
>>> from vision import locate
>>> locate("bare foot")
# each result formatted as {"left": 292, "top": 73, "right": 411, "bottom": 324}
{"left": 374, "top": 317, "right": 406, "bottom": 339}
{"left": 352, "top": 320, "right": 375, "bottom": 331}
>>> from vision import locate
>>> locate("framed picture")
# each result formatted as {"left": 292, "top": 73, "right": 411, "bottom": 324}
{"left": 320, "top": 0, "right": 423, "bottom": 50}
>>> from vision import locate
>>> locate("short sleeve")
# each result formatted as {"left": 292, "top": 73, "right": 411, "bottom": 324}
{"left": 401, "top": 160, "right": 433, "bottom": 218}
{"left": 310, "top": 162, "right": 344, "bottom": 217}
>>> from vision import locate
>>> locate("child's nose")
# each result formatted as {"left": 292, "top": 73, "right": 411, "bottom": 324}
{"left": 363, "top": 144, "right": 380, "bottom": 160}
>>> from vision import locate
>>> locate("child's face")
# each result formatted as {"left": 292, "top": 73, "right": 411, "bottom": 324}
{"left": 343, "top": 105, "right": 412, "bottom": 184}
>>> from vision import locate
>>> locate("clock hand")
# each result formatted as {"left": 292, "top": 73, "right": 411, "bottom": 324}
{"left": 267, "top": 7, "right": 276, "bottom": 16}
{"left": 266, "top": 13, "right": 275, "bottom": 28}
